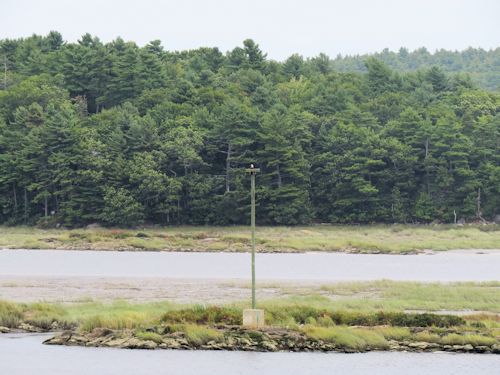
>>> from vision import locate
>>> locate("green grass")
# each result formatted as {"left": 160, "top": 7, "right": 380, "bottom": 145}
{"left": 1, "top": 224, "right": 499, "bottom": 253}
{"left": 373, "top": 326, "right": 412, "bottom": 340}
{"left": 440, "top": 333, "right": 496, "bottom": 346}
{"left": 317, "top": 280, "right": 500, "bottom": 313}
{"left": 2, "top": 299, "right": 499, "bottom": 349}
{"left": 0, "top": 300, "right": 23, "bottom": 327}
{"left": 182, "top": 324, "right": 223, "bottom": 345}
{"left": 302, "top": 326, "right": 389, "bottom": 350}
{"left": 69, "top": 301, "right": 175, "bottom": 332}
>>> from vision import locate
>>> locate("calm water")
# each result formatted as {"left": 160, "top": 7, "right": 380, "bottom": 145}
{"left": 0, "top": 249, "right": 499, "bottom": 281}
{"left": 1, "top": 334, "right": 499, "bottom": 375}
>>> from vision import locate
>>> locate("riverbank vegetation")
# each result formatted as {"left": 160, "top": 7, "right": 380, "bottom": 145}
{"left": 2, "top": 281, "right": 499, "bottom": 330}
{"left": 1, "top": 225, "right": 499, "bottom": 253}
{"left": 1, "top": 298, "right": 499, "bottom": 353}
{"left": 1, "top": 33, "right": 499, "bottom": 227}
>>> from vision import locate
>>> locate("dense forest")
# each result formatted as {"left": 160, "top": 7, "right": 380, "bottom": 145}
{"left": 0, "top": 32, "right": 498, "bottom": 226}
{"left": 330, "top": 47, "right": 500, "bottom": 91}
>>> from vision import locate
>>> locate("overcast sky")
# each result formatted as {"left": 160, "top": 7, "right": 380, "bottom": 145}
{"left": 1, "top": 0, "right": 499, "bottom": 60}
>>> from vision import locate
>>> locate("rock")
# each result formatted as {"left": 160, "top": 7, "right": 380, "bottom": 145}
{"left": 492, "top": 344, "right": 500, "bottom": 354}
{"left": 67, "top": 335, "right": 89, "bottom": 346}
{"left": 103, "top": 337, "right": 129, "bottom": 348}
{"left": 90, "top": 327, "right": 114, "bottom": 338}
{"left": 141, "top": 340, "right": 158, "bottom": 350}
{"left": 124, "top": 338, "right": 157, "bottom": 349}
{"left": 0, "top": 326, "right": 10, "bottom": 333}
{"left": 18, "top": 323, "right": 40, "bottom": 332}
{"left": 238, "top": 338, "right": 253, "bottom": 347}
{"left": 260, "top": 341, "right": 278, "bottom": 351}
{"left": 43, "top": 335, "right": 67, "bottom": 345}
{"left": 463, "top": 344, "right": 474, "bottom": 352}
{"left": 163, "top": 338, "right": 181, "bottom": 349}
{"left": 408, "top": 342, "right": 429, "bottom": 350}
{"left": 474, "top": 346, "right": 491, "bottom": 353}
{"left": 203, "top": 341, "right": 225, "bottom": 350}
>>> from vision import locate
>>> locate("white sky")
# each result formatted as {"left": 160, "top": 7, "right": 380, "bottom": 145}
{"left": 1, "top": 0, "right": 499, "bottom": 60}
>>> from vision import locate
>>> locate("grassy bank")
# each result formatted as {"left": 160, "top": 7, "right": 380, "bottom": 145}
{"left": 2, "top": 299, "right": 499, "bottom": 353}
{"left": 3, "top": 280, "right": 500, "bottom": 331}
{"left": 1, "top": 224, "right": 499, "bottom": 253}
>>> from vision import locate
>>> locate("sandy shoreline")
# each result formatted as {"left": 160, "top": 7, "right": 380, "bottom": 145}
{"left": 0, "top": 275, "right": 320, "bottom": 303}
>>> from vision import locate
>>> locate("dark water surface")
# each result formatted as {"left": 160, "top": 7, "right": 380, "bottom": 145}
{"left": 1, "top": 334, "right": 499, "bottom": 375}
{"left": 0, "top": 249, "right": 499, "bottom": 281}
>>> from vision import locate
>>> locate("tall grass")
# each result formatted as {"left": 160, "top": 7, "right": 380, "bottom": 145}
{"left": 440, "top": 333, "right": 496, "bottom": 346}
{"left": 0, "top": 301, "right": 23, "bottom": 327}
{"left": 302, "top": 326, "right": 389, "bottom": 350}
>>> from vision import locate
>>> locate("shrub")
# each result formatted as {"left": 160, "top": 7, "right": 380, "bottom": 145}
{"left": 100, "top": 187, "right": 144, "bottom": 227}
{"left": 317, "top": 315, "right": 334, "bottom": 327}
{"left": 161, "top": 306, "right": 241, "bottom": 325}
{"left": 328, "top": 311, "right": 464, "bottom": 327}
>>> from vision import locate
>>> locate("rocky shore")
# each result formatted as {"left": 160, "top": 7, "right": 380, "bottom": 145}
{"left": 43, "top": 326, "right": 500, "bottom": 354}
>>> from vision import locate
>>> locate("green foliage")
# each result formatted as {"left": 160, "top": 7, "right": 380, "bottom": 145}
{"left": 0, "top": 300, "right": 23, "bottom": 327}
{"left": 264, "top": 305, "right": 464, "bottom": 327}
{"left": 161, "top": 305, "right": 241, "bottom": 325}
{"left": 182, "top": 324, "right": 223, "bottom": 345}
{"left": 0, "top": 33, "right": 499, "bottom": 226}
{"left": 100, "top": 187, "right": 144, "bottom": 227}
{"left": 439, "top": 333, "right": 496, "bottom": 346}
{"left": 302, "top": 326, "right": 389, "bottom": 350}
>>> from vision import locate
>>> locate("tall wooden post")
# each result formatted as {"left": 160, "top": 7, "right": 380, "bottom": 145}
{"left": 246, "top": 164, "right": 259, "bottom": 308}
{"left": 242, "top": 164, "right": 264, "bottom": 328}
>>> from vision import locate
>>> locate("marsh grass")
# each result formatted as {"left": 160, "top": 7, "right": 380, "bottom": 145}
{"left": 414, "top": 331, "right": 441, "bottom": 343}
{"left": 182, "top": 324, "right": 223, "bottom": 345}
{"left": 302, "top": 326, "right": 389, "bottom": 350}
{"left": 125, "top": 237, "right": 165, "bottom": 250}
{"left": 1, "top": 224, "right": 499, "bottom": 252}
{"left": 440, "top": 333, "right": 496, "bottom": 346}
{"left": 71, "top": 301, "right": 175, "bottom": 331}
{"left": 0, "top": 300, "right": 23, "bottom": 327}
{"left": 0, "top": 301, "right": 71, "bottom": 329}
{"left": 317, "top": 281, "right": 500, "bottom": 313}
{"left": 2, "top": 299, "right": 499, "bottom": 348}
{"left": 373, "top": 326, "right": 412, "bottom": 340}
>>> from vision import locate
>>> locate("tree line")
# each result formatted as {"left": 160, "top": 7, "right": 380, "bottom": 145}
{"left": 330, "top": 47, "right": 500, "bottom": 91}
{"left": 0, "top": 32, "right": 498, "bottom": 226}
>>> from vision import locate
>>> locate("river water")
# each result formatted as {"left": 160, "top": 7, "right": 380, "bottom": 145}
{"left": 1, "top": 334, "right": 499, "bottom": 375}
{"left": 0, "top": 249, "right": 499, "bottom": 281}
